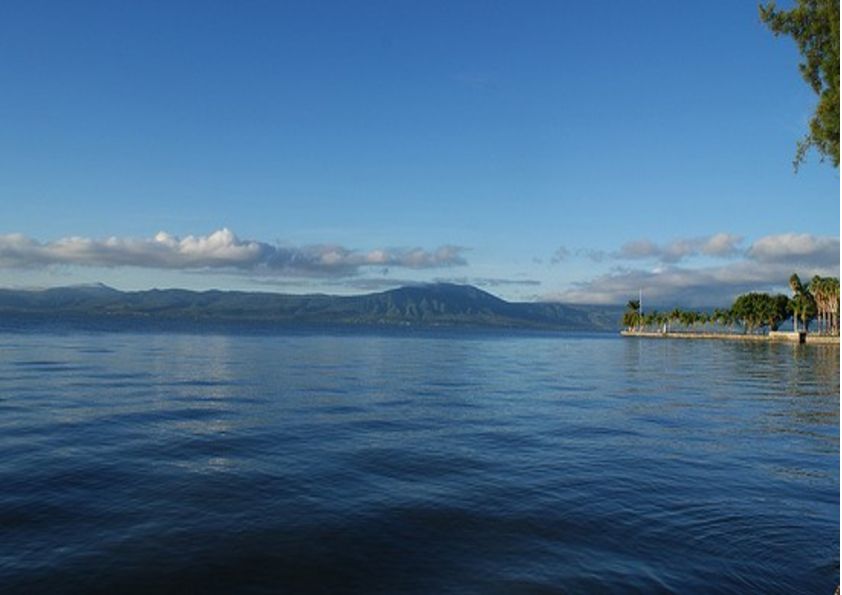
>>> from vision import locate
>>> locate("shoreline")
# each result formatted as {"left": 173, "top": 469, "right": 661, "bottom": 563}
{"left": 620, "top": 330, "right": 840, "bottom": 345}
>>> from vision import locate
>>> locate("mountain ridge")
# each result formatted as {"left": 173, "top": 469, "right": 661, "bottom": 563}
{"left": 0, "top": 283, "right": 623, "bottom": 331}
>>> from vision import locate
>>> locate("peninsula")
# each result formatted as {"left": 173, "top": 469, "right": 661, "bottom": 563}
{"left": 621, "top": 273, "right": 840, "bottom": 344}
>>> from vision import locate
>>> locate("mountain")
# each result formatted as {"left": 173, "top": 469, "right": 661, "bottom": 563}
{"left": 0, "top": 283, "right": 623, "bottom": 331}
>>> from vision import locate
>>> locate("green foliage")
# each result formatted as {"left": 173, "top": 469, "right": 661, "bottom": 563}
{"left": 623, "top": 300, "right": 642, "bottom": 329}
{"left": 730, "top": 292, "right": 789, "bottom": 333}
{"left": 789, "top": 271, "right": 816, "bottom": 330}
{"left": 626, "top": 273, "right": 837, "bottom": 336}
{"left": 807, "top": 274, "right": 840, "bottom": 334}
{"left": 769, "top": 294, "right": 791, "bottom": 330}
{"left": 790, "top": 291, "right": 817, "bottom": 329}
{"left": 732, "top": 293, "right": 765, "bottom": 333}
{"left": 622, "top": 310, "right": 637, "bottom": 329}
{"left": 712, "top": 308, "right": 734, "bottom": 329}
{"left": 760, "top": 0, "right": 840, "bottom": 168}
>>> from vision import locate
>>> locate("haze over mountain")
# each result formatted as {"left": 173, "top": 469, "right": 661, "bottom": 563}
{"left": 0, "top": 283, "right": 623, "bottom": 332}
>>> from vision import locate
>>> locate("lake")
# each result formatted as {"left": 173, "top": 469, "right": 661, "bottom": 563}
{"left": 0, "top": 325, "right": 838, "bottom": 593}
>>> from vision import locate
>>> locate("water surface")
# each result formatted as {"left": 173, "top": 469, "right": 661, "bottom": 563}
{"left": 0, "top": 326, "right": 838, "bottom": 593}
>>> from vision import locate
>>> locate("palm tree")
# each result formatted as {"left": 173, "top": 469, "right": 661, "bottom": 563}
{"left": 696, "top": 312, "right": 710, "bottom": 332}
{"left": 679, "top": 310, "right": 696, "bottom": 331}
{"left": 655, "top": 311, "right": 669, "bottom": 333}
{"left": 826, "top": 277, "right": 839, "bottom": 335}
{"left": 722, "top": 308, "right": 736, "bottom": 332}
{"left": 712, "top": 308, "right": 731, "bottom": 332}
{"left": 791, "top": 290, "right": 817, "bottom": 332}
{"left": 810, "top": 276, "right": 841, "bottom": 335}
{"left": 669, "top": 308, "right": 681, "bottom": 333}
{"left": 789, "top": 273, "right": 804, "bottom": 332}
{"left": 789, "top": 273, "right": 822, "bottom": 333}
{"left": 810, "top": 276, "right": 825, "bottom": 333}
{"left": 623, "top": 299, "right": 641, "bottom": 331}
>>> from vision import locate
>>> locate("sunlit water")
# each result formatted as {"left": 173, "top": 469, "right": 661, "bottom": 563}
{"left": 0, "top": 324, "right": 838, "bottom": 594}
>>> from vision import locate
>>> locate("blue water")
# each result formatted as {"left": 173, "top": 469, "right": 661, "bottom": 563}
{"left": 0, "top": 325, "right": 838, "bottom": 593}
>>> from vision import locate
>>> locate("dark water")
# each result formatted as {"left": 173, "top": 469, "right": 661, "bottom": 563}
{"left": 0, "top": 325, "right": 838, "bottom": 594}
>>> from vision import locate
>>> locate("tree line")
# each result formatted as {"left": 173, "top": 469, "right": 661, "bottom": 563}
{"left": 623, "top": 273, "right": 840, "bottom": 336}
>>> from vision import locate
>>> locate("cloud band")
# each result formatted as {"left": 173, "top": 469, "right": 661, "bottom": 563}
{"left": 0, "top": 228, "right": 467, "bottom": 277}
{"left": 556, "top": 233, "right": 839, "bottom": 306}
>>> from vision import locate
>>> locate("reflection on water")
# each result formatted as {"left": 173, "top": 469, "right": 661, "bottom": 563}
{"left": 0, "top": 328, "right": 837, "bottom": 594}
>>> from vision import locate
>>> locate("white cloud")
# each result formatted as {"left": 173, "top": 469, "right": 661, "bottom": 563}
{"left": 618, "top": 239, "right": 661, "bottom": 260}
{"left": 553, "top": 233, "right": 839, "bottom": 307}
{"left": 701, "top": 233, "right": 743, "bottom": 257}
{"left": 747, "top": 233, "right": 839, "bottom": 267}
{"left": 615, "top": 233, "right": 743, "bottom": 263}
{"left": 433, "top": 276, "right": 541, "bottom": 288}
{"left": 0, "top": 228, "right": 468, "bottom": 277}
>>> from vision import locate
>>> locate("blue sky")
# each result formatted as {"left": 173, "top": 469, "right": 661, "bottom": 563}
{"left": 0, "top": 1, "right": 838, "bottom": 305}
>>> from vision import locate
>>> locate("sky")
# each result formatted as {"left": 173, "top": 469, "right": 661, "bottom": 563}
{"left": 0, "top": 0, "right": 838, "bottom": 306}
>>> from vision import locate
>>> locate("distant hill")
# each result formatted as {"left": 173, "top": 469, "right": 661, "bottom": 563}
{"left": 0, "top": 283, "right": 624, "bottom": 331}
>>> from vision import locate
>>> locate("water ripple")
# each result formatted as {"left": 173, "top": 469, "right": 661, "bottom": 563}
{"left": 0, "top": 330, "right": 836, "bottom": 594}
